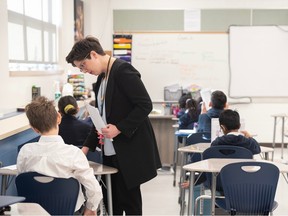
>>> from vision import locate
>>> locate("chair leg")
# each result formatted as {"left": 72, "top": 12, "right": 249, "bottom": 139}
{"left": 195, "top": 194, "right": 225, "bottom": 216}
{"left": 199, "top": 185, "right": 205, "bottom": 215}
{"left": 194, "top": 195, "right": 211, "bottom": 216}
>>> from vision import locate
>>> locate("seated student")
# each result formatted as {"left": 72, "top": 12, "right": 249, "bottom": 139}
{"left": 17, "top": 96, "right": 103, "bottom": 215}
{"left": 197, "top": 90, "right": 228, "bottom": 133}
{"left": 211, "top": 109, "right": 261, "bottom": 155}
{"left": 58, "top": 95, "right": 92, "bottom": 147}
{"left": 177, "top": 93, "right": 192, "bottom": 118}
{"left": 178, "top": 98, "right": 200, "bottom": 143}
{"left": 178, "top": 98, "right": 200, "bottom": 130}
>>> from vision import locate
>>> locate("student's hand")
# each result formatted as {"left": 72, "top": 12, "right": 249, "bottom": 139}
{"left": 101, "top": 124, "right": 121, "bottom": 139}
{"left": 81, "top": 146, "right": 89, "bottom": 155}
{"left": 240, "top": 130, "right": 251, "bottom": 138}
{"left": 181, "top": 181, "right": 190, "bottom": 189}
{"left": 224, "top": 102, "right": 229, "bottom": 109}
{"left": 84, "top": 208, "right": 96, "bottom": 216}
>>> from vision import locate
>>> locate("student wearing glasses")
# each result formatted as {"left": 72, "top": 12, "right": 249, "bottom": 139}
{"left": 66, "top": 36, "right": 161, "bottom": 215}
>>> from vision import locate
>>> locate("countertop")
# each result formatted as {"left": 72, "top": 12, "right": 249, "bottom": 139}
{"left": 0, "top": 113, "right": 30, "bottom": 140}
{"left": 0, "top": 100, "right": 176, "bottom": 140}
{"left": 0, "top": 100, "right": 89, "bottom": 141}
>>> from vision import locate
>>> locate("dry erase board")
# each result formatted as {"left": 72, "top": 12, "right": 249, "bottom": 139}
{"left": 229, "top": 25, "right": 288, "bottom": 97}
{"left": 131, "top": 33, "right": 229, "bottom": 100}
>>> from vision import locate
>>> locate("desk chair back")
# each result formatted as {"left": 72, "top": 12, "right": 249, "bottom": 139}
{"left": 186, "top": 132, "right": 211, "bottom": 185}
{"left": 203, "top": 146, "right": 253, "bottom": 192}
{"left": 218, "top": 161, "right": 279, "bottom": 215}
{"left": 186, "top": 132, "right": 211, "bottom": 144}
{"left": 16, "top": 172, "right": 79, "bottom": 215}
{"left": 186, "top": 132, "right": 211, "bottom": 163}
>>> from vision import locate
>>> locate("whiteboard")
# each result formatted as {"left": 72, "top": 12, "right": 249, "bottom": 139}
{"left": 131, "top": 33, "right": 229, "bottom": 100}
{"left": 229, "top": 25, "right": 288, "bottom": 97}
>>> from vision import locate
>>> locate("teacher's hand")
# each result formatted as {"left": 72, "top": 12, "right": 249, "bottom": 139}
{"left": 102, "top": 124, "right": 121, "bottom": 139}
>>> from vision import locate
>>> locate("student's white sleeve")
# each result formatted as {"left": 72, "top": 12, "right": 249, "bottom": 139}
{"left": 72, "top": 151, "right": 103, "bottom": 211}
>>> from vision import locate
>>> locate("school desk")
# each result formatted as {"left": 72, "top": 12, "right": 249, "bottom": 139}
{"left": 177, "top": 143, "right": 274, "bottom": 215}
{"left": 173, "top": 129, "right": 196, "bottom": 187}
{"left": 183, "top": 158, "right": 288, "bottom": 216}
{"left": 271, "top": 113, "right": 288, "bottom": 160}
{"left": 0, "top": 162, "right": 118, "bottom": 216}
{"left": 3, "top": 202, "right": 50, "bottom": 215}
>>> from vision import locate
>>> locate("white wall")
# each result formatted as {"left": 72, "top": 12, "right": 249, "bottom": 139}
{"left": 0, "top": 0, "right": 73, "bottom": 110}
{"left": 1, "top": 0, "right": 288, "bottom": 143}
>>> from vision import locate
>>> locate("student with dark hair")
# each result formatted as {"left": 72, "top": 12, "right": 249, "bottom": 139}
{"left": 211, "top": 109, "right": 261, "bottom": 155}
{"left": 17, "top": 96, "right": 102, "bottom": 215}
{"left": 178, "top": 98, "right": 200, "bottom": 143}
{"left": 58, "top": 95, "right": 92, "bottom": 147}
{"left": 178, "top": 98, "right": 199, "bottom": 130}
{"left": 197, "top": 90, "right": 228, "bottom": 133}
{"left": 177, "top": 93, "right": 192, "bottom": 118}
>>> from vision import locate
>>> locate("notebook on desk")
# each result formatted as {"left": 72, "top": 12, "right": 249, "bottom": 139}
{"left": 0, "top": 196, "right": 25, "bottom": 208}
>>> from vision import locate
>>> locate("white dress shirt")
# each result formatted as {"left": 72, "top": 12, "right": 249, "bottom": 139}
{"left": 17, "top": 135, "right": 103, "bottom": 211}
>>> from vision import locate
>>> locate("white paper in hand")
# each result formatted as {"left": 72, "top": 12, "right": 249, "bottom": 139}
{"left": 200, "top": 88, "right": 212, "bottom": 110}
{"left": 85, "top": 103, "right": 106, "bottom": 134}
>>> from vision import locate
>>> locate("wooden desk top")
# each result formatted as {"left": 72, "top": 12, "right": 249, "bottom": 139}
{"left": 271, "top": 113, "right": 288, "bottom": 118}
{"left": 0, "top": 162, "right": 118, "bottom": 176}
{"left": 0, "top": 165, "right": 17, "bottom": 176}
{"left": 178, "top": 143, "right": 210, "bottom": 153}
{"left": 4, "top": 203, "right": 50, "bottom": 215}
{"left": 88, "top": 161, "right": 118, "bottom": 175}
{"left": 183, "top": 158, "right": 288, "bottom": 173}
{"left": 178, "top": 144, "right": 274, "bottom": 154}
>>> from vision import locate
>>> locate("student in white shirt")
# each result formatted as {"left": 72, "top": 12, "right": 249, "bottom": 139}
{"left": 17, "top": 96, "right": 102, "bottom": 216}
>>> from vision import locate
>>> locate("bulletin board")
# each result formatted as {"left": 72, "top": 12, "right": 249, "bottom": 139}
{"left": 131, "top": 33, "right": 229, "bottom": 100}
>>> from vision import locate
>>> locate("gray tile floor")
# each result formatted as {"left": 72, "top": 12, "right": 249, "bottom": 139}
{"left": 141, "top": 147, "right": 288, "bottom": 215}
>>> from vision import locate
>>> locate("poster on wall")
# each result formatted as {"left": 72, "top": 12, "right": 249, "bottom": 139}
{"left": 74, "top": 0, "right": 84, "bottom": 42}
{"left": 113, "top": 34, "right": 132, "bottom": 63}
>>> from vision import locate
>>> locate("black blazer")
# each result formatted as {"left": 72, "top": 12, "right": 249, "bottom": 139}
{"left": 84, "top": 58, "right": 162, "bottom": 189}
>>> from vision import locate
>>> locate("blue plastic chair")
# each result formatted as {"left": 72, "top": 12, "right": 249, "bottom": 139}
{"left": 194, "top": 146, "right": 253, "bottom": 215}
{"left": 186, "top": 132, "right": 211, "bottom": 164}
{"left": 180, "top": 132, "right": 211, "bottom": 215}
{"left": 186, "top": 132, "right": 211, "bottom": 145}
{"left": 217, "top": 161, "right": 279, "bottom": 215}
{"left": 15, "top": 172, "right": 79, "bottom": 215}
{"left": 203, "top": 145, "right": 253, "bottom": 192}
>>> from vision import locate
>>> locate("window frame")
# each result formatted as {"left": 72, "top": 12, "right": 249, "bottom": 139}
{"left": 7, "top": 0, "right": 62, "bottom": 76}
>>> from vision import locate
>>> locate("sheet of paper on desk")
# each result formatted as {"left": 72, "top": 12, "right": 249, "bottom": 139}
{"left": 85, "top": 103, "right": 106, "bottom": 134}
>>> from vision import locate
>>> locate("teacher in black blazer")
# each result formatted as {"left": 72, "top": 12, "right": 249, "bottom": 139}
{"left": 66, "top": 36, "right": 161, "bottom": 215}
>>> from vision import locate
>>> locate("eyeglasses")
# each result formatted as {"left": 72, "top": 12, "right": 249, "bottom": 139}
{"left": 79, "top": 52, "right": 90, "bottom": 72}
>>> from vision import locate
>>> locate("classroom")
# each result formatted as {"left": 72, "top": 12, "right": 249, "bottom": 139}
{"left": 1, "top": 0, "right": 288, "bottom": 215}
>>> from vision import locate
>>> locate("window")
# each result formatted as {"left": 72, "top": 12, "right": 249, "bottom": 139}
{"left": 7, "top": 0, "right": 60, "bottom": 72}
